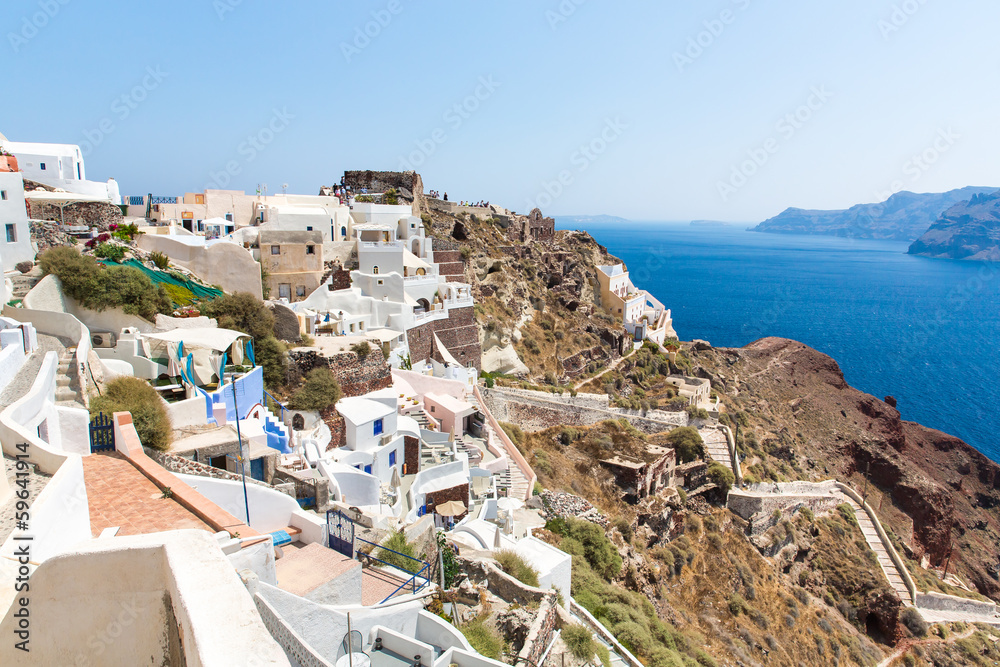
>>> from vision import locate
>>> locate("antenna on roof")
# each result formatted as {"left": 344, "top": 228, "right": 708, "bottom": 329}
{"left": 282, "top": 183, "right": 288, "bottom": 194}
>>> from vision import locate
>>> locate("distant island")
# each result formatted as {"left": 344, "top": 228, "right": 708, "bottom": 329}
{"left": 554, "top": 214, "right": 630, "bottom": 226}
{"left": 908, "top": 190, "right": 1000, "bottom": 260}
{"left": 751, "top": 187, "right": 996, "bottom": 241}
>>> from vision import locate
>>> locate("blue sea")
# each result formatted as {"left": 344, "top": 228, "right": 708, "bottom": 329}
{"left": 561, "top": 221, "right": 1000, "bottom": 464}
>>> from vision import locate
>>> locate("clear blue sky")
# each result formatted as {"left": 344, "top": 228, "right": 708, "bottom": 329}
{"left": 4, "top": 0, "right": 998, "bottom": 221}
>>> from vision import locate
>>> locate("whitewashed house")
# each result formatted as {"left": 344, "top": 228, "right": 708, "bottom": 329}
{"left": 596, "top": 263, "right": 675, "bottom": 345}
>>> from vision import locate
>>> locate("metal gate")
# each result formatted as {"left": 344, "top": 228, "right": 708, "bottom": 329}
{"left": 89, "top": 412, "right": 115, "bottom": 453}
{"left": 326, "top": 509, "right": 355, "bottom": 558}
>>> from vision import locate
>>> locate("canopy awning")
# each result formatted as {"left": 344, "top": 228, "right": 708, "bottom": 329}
{"left": 144, "top": 327, "right": 249, "bottom": 353}
{"left": 403, "top": 250, "right": 432, "bottom": 270}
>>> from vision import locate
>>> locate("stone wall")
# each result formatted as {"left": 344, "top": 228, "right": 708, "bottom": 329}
{"left": 322, "top": 267, "right": 352, "bottom": 292}
{"left": 404, "top": 435, "right": 419, "bottom": 475}
{"left": 407, "top": 306, "right": 481, "bottom": 370}
{"left": 268, "top": 302, "right": 301, "bottom": 342}
{"left": 321, "top": 408, "right": 346, "bottom": 451}
{"left": 342, "top": 170, "right": 420, "bottom": 196}
{"left": 431, "top": 249, "right": 465, "bottom": 282}
{"left": 459, "top": 558, "right": 554, "bottom": 607}
{"left": 509, "top": 208, "right": 555, "bottom": 244}
{"left": 481, "top": 386, "right": 687, "bottom": 434}
{"left": 149, "top": 450, "right": 280, "bottom": 490}
{"left": 727, "top": 487, "right": 843, "bottom": 537}
{"left": 29, "top": 220, "right": 75, "bottom": 254}
{"left": 272, "top": 467, "right": 331, "bottom": 512}
{"left": 26, "top": 199, "right": 123, "bottom": 230}
{"left": 518, "top": 597, "right": 559, "bottom": 667}
{"left": 288, "top": 347, "right": 392, "bottom": 398}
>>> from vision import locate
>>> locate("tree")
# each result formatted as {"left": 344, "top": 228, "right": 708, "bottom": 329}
{"left": 201, "top": 293, "right": 286, "bottom": 387}
{"left": 288, "top": 368, "right": 342, "bottom": 411}
{"left": 666, "top": 426, "right": 705, "bottom": 463}
{"left": 90, "top": 377, "right": 172, "bottom": 451}
{"left": 706, "top": 461, "right": 735, "bottom": 494}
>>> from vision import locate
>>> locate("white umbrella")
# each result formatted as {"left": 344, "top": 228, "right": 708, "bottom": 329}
{"left": 496, "top": 497, "right": 524, "bottom": 513}
{"left": 390, "top": 466, "right": 401, "bottom": 489}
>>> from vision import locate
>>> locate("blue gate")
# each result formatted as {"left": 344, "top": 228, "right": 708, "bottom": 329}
{"left": 250, "top": 457, "right": 264, "bottom": 481}
{"left": 89, "top": 412, "right": 115, "bottom": 453}
{"left": 326, "top": 509, "right": 355, "bottom": 558}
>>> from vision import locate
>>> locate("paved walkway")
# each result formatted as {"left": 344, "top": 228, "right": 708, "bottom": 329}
{"left": 844, "top": 497, "right": 911, "bottom": 601}
{"left": 700, "top": 427, "right": 734, "bottom": 474}
{"left": 0, "top": 334, "right": 70, "bottom": 408}
{"left": 0, "top": 455, "right": 51, "bottom": 545}
{"left": 572, "top": 349, "right": 636, "bottom": 391}
{"left": 82, "top": 452, "right": 213, "bottom": 536}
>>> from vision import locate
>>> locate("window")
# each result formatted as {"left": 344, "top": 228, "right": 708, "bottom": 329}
{"left": 306, "top": 245, "right": 315, "bottom": 255}
{"left": 373, "top": 419, "right": 384, "bottom": 436}
{"left": 364, "top": 465, "right": 372, "bottom": 475}
{"left": 271, "top": 245, "right": 280, "bottom": 255}
{"left": 225, "top": 213, "right": 233, "bottom": 221}
{"left": 295, "top": 285, "right": 306, "bottom": 297}
{"left": 0, "top": 191, "right": 6, "bottom": 201}
{"left": 5, "top": 224, "right": 16, "bottom": 243}
{"left": 306, "top": 226, "right": 313, "bottom": 231}
{"left": 376, "top": 279, "right": 384, "bottom": 286}
{"left": 39, "top": 163, "right": 46, "bottom": 171}
{"left": 389, "top": 450, "right": 396, "bottom": 466}
{"left": 372, "top": 266, "right": 379, "bottom": 275}
{"left": 341, "top": 226, "right": 347, "bottom": 239}
{"left": 429, "top": 406, "right": 435, "bottom": 413}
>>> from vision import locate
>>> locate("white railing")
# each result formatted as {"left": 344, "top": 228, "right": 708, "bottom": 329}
{"left": 360, "top": 241, "right": 404, "bottom": 249}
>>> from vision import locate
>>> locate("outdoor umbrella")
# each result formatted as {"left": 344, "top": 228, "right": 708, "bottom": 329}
{"left": 493, "top": 525, "right": 503, "bottom": 549}
{"left": 390, "top": 466, "right": 401, "bottom": 490}
{"left": 496, "top": 497, "right": 524, "bottom": 513}
{"left": 435, "top": 500, "right": 467, "bottom": 517}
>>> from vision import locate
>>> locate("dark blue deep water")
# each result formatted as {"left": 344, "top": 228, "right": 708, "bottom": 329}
{"left": 564, "top": 221, "right": 1000, "bottom": 463}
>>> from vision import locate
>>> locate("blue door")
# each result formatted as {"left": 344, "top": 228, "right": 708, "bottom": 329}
{"left": 250, "top": 458, "right": 265, "bottom": 481}
{"left": 364, "top": 464, "right": 372, "bottom": 475}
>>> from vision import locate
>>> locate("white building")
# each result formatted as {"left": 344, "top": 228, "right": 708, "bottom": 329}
{"left": 596, "top": 264, "right": 676, "bottom": 345}
{"left": 0, "top": 135, "right": 121, "bottom": 204}
{"left": 0, "top": 170, "right": 35, "bottom": 270}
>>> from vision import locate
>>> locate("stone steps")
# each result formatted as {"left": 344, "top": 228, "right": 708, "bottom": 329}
{"left": 845, "top": 498, "right": 912, "bottom": 600}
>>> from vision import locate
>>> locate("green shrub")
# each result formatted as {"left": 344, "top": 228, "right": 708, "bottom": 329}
{"left": 563, "top": 517, "right": 622, "bottom": 579}
{"left": 706, "top": 462, "right": 735, "bottom": 493}
{"left": 374, "top": 530, "right": 422, "bottom": 574}
{"left": 728, "top": 593, "right": 747, "bottom": 616}
{"left": 533, "top": 481, "right": 543, "bottom": 496}
{"left": 562, "top": 624, "right": 597, "bottom": 661}
{"left": 40, "top": 247, "right": 170, "bottom": 321}
{"left": 383, "top": 188, "right": 399, "bottom": 205}
{"left": 351, "top": 341, "right": 372, "bottom": 361}
{"left": 112, "top": 222, "right": 141, "bottom": 241}
{"left": 90, "top": 377, "right": 172, "bottom": 451}
{"left": 460, "top": 616, "right": 506, "bottom": 660}
{"left": 899, "top": 607, "right": 927, "bottom": 637}
{"left": 686, "top": 406, "right": 710, "bottom": 420}
{"left": 149, "top": 251, "right": 170, "bottom": 269}
{"left": 494, "top": 550, "right": 539, "bottom": 587}
{"left": 499, "top": 421, "right": 525, "bottom": 450}
{"left": 613, "top": 517, "right": 634, "bottom": 543}
{"left": 94, "top": 242, "right": 127, "bottom": 262}
{"left": 666, "top": 427, "right": 704, "bottom": 463}
{"left": 288, "top": 368, "right": 342, "bottom": 411}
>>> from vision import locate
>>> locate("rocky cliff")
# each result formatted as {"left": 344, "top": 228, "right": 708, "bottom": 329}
{"left": 752, "top": 187, "right": 995, "bottom": 241}
{"left": 690, "top": 337, "right": 1000, "bottom": 602}
{"left": 422, "top": 204, "right": 632, "bottom": 381}
{"left": 908, "top": 190, "right": 1000, "bottom": 260}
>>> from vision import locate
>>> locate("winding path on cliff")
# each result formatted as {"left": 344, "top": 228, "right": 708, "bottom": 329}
{"left": 732, "top": 481, "right": 1000, "bottom": 626}
{"left": 572, "top": 347, "right": 637, "bottom": 391}
{"left": 876, "top": 625, "right": 977, "bottom": 667}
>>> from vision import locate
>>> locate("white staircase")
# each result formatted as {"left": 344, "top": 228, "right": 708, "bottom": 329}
{"left": 844, "top": 497, "right": 912, "bottom": 601}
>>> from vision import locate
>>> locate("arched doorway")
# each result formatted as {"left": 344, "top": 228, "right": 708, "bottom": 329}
{"left": 292, "top": 413, "right": 305, "bottom": 431}
{"left": 416, "top": 298, "right": 430, "bottom": 313}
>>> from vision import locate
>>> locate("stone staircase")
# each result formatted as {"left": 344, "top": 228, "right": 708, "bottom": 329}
{"left": 700, "top": 427, "right": 734, "bottom": 473}
{"left": 55, "top": 347, "right": 85, "bottom": 407}
{"left": 468, "top": 390, "right": 531, "bottom": 500}
{"left": 9, "top": 274, "right": 40, "bottom": 301}
{"left": 844, "top": 497, "right": 912, "bottom": 601}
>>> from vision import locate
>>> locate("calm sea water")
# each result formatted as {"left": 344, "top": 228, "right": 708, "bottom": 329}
{"left": 562, "top": 221, "right": 1000, "bottom": 464}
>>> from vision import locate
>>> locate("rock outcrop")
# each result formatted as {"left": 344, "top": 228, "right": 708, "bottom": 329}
{"left": 908, "top": 190, "right": 1000, "bottom": 260}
